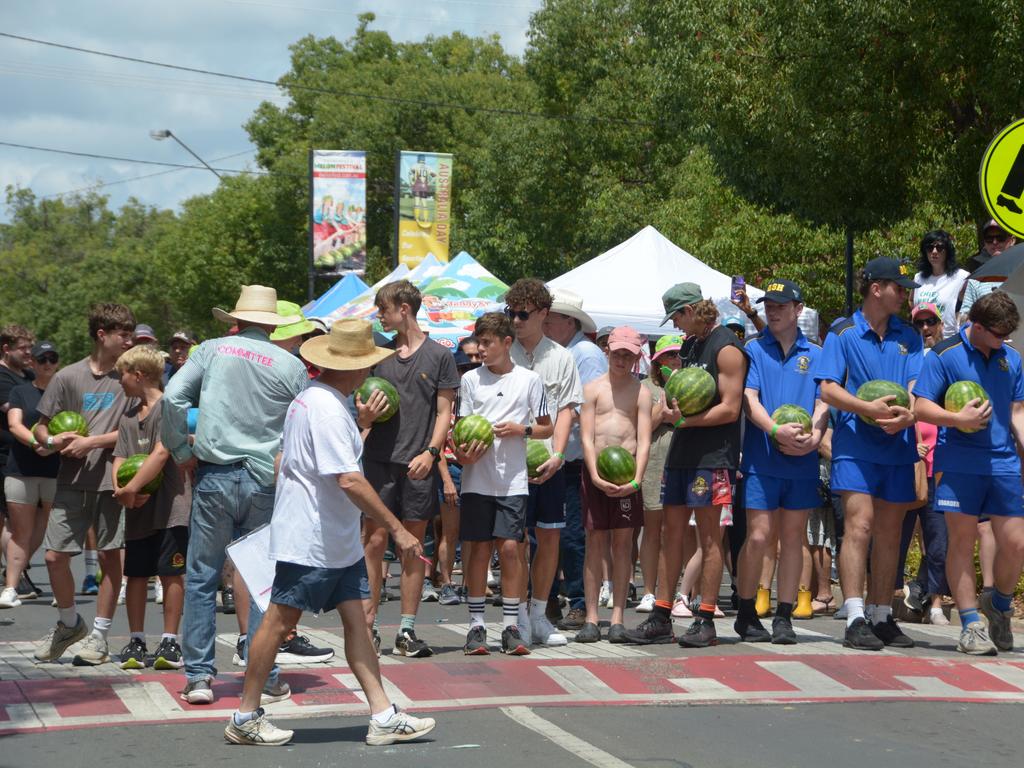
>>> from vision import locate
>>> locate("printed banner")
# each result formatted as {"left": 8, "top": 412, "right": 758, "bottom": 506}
{"left": 396, "top": 151, "right": 453, "bottom": 269}
{"left": 311, "top": 150, "right": 367, "bottom": 275}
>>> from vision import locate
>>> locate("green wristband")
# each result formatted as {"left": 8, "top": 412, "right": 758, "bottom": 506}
{"left": 629, "top": 479, "right": 640, "bottom": 491}
{"left": 770, "top": 423, "right": 779, "bottom": 439}
{"left": 554, "top": 451, "right": 565, "bottom": 461}
{"left": 673, "top": 416, "right": 685, "bottom": 429}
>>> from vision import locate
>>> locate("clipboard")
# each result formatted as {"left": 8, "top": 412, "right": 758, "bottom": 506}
{"left": 225, "top": 524, "right": 276, "bottom": 612}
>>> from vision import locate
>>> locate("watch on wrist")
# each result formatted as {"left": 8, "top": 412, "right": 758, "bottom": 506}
{"left": 524, "top": 425, "right": 533, "bottom": 437}
{"left": 427, "top": 446, "right": 440, "bottom": 462}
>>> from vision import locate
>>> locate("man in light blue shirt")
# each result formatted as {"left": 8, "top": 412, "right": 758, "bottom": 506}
{"left": 162, "top": 285, "right": 308, "bottom": 705}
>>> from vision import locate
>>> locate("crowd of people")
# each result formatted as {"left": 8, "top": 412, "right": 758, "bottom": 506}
{"left": 0, "top": 218, "right": 1021, "bottom": 747}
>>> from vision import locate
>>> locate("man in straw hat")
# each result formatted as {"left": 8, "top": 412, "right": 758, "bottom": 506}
{"left": 225, "top": 319, "right": 435, "bottom": 747}
{"left": 162, "top": 286, "right": 310, "bottom": 705}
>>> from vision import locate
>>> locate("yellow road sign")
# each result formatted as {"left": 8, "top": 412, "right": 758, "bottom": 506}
{"left": 980, "top": 117, "right": 1024, "bottom": 239}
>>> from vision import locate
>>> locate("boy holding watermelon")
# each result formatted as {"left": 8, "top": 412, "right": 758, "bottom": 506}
{"left": 111, "top": 345, "right": 190, "bottom": 670}
{"left": 912, "top": 291, "right": 1024, "bottom": 655}
{"left": 817, "top": 257, "right": 922, "bottom": 651}
{"left": 454, "top": 311, "right": 552, "bottom": 655}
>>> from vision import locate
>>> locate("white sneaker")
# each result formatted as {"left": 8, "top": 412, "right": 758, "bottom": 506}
{"left": 224, "top": 707, "right": 293, "bottom": 746}
{"left": 957, "top": 620, "right": 997, "bottom": 656}
{"left": 927, "top": 607, "right": 949, "bottom": 626}
{"left": 636, "top": 593, "right": 656, "bottom": 613}
{"left": 73, "top": 633, "right": 110, "bottom": 666}
{"left": 487, "top": 569, "right": 498, "bottom": 588}
{"left": 530, "top": 613, "right": 568, "bottom": 646}
{"left": 0, "top": 586, "right": 22, "bottom": 608}
{"left": 155, "top": 580, "right": 164, "bottom": 605}
{"left": 117, "top": 579, "right": 127, "bottom": 606}
{"left": 366, "top": 707, "right": 436, "bottom": 746}
{"left": 598, "top": 583, "right": 611, "bottom": 607}
{"left": 671, "top": 594, "right": 692, "bottom": 619}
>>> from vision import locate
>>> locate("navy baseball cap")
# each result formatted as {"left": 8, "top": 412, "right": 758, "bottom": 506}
{"left": 863, "top": 257, "right": 919, "bottom": 289}
{"left": 756, "top": 279, "right": 804, "bottom": 304}
{"left": 31, "top": 340, "right": 57, "bottom": 359}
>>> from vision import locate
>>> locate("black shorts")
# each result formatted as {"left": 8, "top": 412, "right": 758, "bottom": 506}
{"left": 365, "top": 459, "right": 439, "bottom": 522}
{"left": 124, "top": 526, "right": 189, "bottom": 578}
{"left": 460, "top": 493, "right": 527, "bottom": 542}
{"left": 526, "top": 467, "right": 567, "bottom": 529}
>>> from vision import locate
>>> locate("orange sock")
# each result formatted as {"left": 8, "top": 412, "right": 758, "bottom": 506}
{"left": 699, "top": 603, "right": 717, "bottom": 615}
{"left": 655, "top": 600, "right": 673, "bottom": 611}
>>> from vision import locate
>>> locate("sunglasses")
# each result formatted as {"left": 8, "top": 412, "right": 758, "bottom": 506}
{"left": 504, "top": 307, "right": 536, "bottom": 322}
{"left": 34, "top": 354, "right": 59, "bottom": 364}
{"left": 984, "top": 235, "right": 1009, "bottom": 244}
{"left": 924, "top": 243, "right": 946, "bottom": 252}
{"left": 913, "top": 317, "right": 940, "bottom": 329}
{"left": 980, "top": 323, "right": 1013, "bottom": 341}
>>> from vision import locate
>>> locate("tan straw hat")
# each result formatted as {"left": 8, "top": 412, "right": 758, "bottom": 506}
{"left": 548, "top": 288, "right": 597, "bottom": 333}
{"left": 212, "top": 285, "right": 302, "bottom": 326}
{"left": 300, "top": 319, "right": 394, "bottom": 371}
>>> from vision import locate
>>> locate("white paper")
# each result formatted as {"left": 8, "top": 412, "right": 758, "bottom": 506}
{"left": 226, "top": 524, "right": 276, "bottom": 612}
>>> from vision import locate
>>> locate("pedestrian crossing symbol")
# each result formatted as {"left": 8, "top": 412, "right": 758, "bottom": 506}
{"left": 980, "top": 118, "right": 1024, "bottom": 238}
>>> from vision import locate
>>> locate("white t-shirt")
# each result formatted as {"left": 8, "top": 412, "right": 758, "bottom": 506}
{"left": 270, "top": 381, "right": 364, "bottom": 569}
{"left": 459, "top": 364, "right": 547, "bottom": 497}
{"left": 913, "top": 269, "right": 969, "bottom": 338}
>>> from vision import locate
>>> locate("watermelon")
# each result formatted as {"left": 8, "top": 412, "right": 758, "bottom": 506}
{"left": 49, "top": 410, "right": 88, "bottom": 437}
{"left": 356, "top": 376, "right": 399, "bottom": 423}
{"left": 116, "top": 453, "right": 163, "bottom": 495}
{"left": 664, "top": 367, "right": 716, "bottom": 416}
{"left": 526, "top": 439, "right": 550, "bottom": 478}
{"left": 771, "top": 404, "right": 812, "bottom": 435}
{"left": 944, "top": 380, "right": 991, "bottom": 433}
{"left": 855, "top": 379, "right": 911, "bottom": 426}
{"left": 452, "top": 414, "right": 494, "bottom": 449}
{"left": 597, "top": 446, "right": 636, "bottom": 486}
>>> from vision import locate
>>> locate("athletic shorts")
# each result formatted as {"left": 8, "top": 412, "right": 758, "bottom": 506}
{"left": 581, "top": 469, "right": 643, "bottom": 530}
{"left": 934, "top": 472, "right": 1024, "bottom": 518}
{"left": 744, "top": 472, "right": 821, "bottom": 512}
{"left": 438, "top": 462, "right": 462, "bottom": 506}
{"left": 4, "top": 475, "right": 57, "bottom": 506}
{"left": 807, "top": 506, "right": 836, "bottom": 549}
{"left": 44, "top": 487, "right": 124, "bottom": 553}
{"left": 271, "top": 558, "right": 371, "bottom": 614}
{"left": 460, "top": 493, "right": 527, "bottom": 542}
{"left": 663, "top": 468, "right": 735, "bottom": 508}
{"left": 831, "top": 458, "right": 915, "bottom": 504}
{"left": 364, "top": 459, "right": 439, "bottom": 522}
{"left": 124, "top": 526, "right": 189, "bottom": 578}
{"left": 526, "top": 467, "right": 566, "bottom": 529}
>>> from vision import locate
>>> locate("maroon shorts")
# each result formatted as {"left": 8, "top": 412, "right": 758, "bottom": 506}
{"left": 582, "top": 469, "right": 644, "bottom": 531}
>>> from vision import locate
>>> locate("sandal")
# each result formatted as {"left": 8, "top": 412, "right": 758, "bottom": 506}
{"left": 811, "top": 595, "right": 836, "bottom": 614}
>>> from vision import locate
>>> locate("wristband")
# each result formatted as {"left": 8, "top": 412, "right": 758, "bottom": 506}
{"left": 30, "top": 436, "right": 38, "bottom": 448}
{"left": 629, "top": 479, "right": 639, "bottom": 491}
{"left": 553, "top": 451, "right": 565, "bottom": 461}
{"left": 673, "top": 416, "right": 685, "bottom": 429}
{"left": 770, "top": 423, "right": 779, "bottom": 439}
{"left": 46, "top": 436, "right": 54, "bottom": 448}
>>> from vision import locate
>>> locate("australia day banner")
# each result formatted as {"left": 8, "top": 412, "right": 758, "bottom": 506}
{"left": 395, "top": 150, "right": 453, "bottom": 269}
{"left": 311, "top": 150, "right": 367, "bottom": 275}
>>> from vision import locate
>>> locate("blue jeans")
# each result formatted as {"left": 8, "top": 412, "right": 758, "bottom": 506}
{"left": 550, "top": 462, "right": 585, "bottom": 610}
{"left": 183, "top": 463, "right": 278, "bottom": 684}
{"left": 896, "top": 477, "right": 949, "bottom": 596}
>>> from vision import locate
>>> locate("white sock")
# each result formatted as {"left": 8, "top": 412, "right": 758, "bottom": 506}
{"left": 371, "top": 704, "right": 397, "bottom": 724}
{"left": 84, "top": 550, "right": 98, "bottom": 577}
{"left": 92, "top": 616, "right": 112, "bottom": 640}
{"left": 872, "top": 604, "right": 892, "bottom": 624}
{"left": 603, "top": 580, "right": 612, "bottom": 591}
{"left": 517, "top": 602, "right": 529, "bottom": 626}
{"left": 58, "top": 606, "right": 78, "bottom": 627}
{"left": 233, "top": 710, "right": 257, "bottom": 725}
{"left": 130, "top": 631, "right": 145, "bottom": 642}
{"left": 529, "top": 598, "right": 546, "bottom": 618}
{"left": 844, "top": 597, "right": 865, "bottom": 627}
{"left": 162, "top": 633, "right": 178, "bottom": 641}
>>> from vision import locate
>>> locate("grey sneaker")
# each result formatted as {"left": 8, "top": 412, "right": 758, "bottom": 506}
{"left": 957, "top": 620, "right": 997, "bottom": 656}
{"left": 33, "top": 616, "right": 87, "bottom": 661}
{"left": 260, "top": 679, "right": 292, "bottom": 705}
{"left": 181, "top": 678, "right": 214, "bottom": 704}
{"left": 224, "top": 707, "right": 294, "bottom": 746}
{"left": 978, "top": 592, "right": 1014, "bottom": 651}
{"left": 366, "top": 707, "right": 436, "bottom": 746}
{"left": 421, "top": 579, "right": 439, "bottom": 603}
{"left": 438, "top": 583, "right": 461, "bottom": 606}
{"left": 73, "top": 633, "right": 110, "bottom": 666}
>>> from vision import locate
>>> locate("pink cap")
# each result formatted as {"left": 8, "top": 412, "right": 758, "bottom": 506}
{"left": 911, "top": 301, "right": 941, "bottom": 320}
{"left": 607, "top": 326, "right": 643, "bottom": 354}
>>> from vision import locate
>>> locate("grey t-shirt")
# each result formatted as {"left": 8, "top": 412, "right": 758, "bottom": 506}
{"left": 363, "top": 338, "right": 460, "bottom": 465}
{"left": 114, "top": 399, "right": 190, "bottom": 540}
{"left": 37, "top": 357, "right": 133, "bottom": 491}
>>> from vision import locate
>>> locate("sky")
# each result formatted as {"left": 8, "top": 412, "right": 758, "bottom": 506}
{"left": 0, "top": 0, "right": 539, "bottom": 218}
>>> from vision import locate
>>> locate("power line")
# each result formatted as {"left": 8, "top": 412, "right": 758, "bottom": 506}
{"left": 0, "top": 32, "right": 655, "bottom": 128}
{"left": 0, "top": 140, "right": 268, "bottom": 175}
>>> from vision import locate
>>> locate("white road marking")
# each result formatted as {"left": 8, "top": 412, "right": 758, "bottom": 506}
{"left": 500, "top": 706, "right": 635, "bottom": 768}
{"left": 539, "top": 665, "right": 617, "bottom": 698}
{"left": 757, "top": 660, "right": 854, "bottom": 694}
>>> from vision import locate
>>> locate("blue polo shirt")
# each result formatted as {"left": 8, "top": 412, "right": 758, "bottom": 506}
{"left": 912, "top": 326, "right": 1024, "bottom": 475}
{"left": 741, "top": 327, "right": 821, "bottom": 480}
{"left": 816, "top": 309, "right": 922, "bottom": 465}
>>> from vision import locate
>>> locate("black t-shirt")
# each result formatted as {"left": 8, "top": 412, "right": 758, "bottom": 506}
{"left": 5, "top": 382, "right": 60, "bottom": 478}
{"left": 0, "top": 365, "right": 34, "bottom": 465}
{"left": 665, "top": 325, "right": 748, "bottom": 470}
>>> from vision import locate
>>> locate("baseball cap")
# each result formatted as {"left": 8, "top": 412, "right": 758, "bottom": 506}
{"left": 607, "top": 326, "right": 643, "bottom": 355}
{"left": 863, "top": 257, "right": 919, "bottom": 289}
{"left": 660, "top": 283, "right": 703, "bottom": 325}
{"left": 911, "top": 301, "right": 942, "bottom": 320}
{"left": 453, "top": 349, "right": 479, "bottom": 370}
{"left": 170, "top": 329, "right": 196, "bottom": 345}
{"left": 595, "top": 325, "right": 615, "bottom": 341}
{"left": 652, "top": 334, "right": 683, "bottom": 361}
{"left": 721, "top": 315, "right": 745, "bottom": 329}
{"left": 133, "top": 324, "right": 157, "bottom": 342}
{"left": 31, "top": 340, "right": 57, "bottom": 359}
{"left": 756, "top": 279, "right": 804, "bottom": 304}
{"left": 983, "top": 218, "right": 1009, "bottom": 235}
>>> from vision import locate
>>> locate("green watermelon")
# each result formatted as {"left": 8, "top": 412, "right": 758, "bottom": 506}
{"left": 597, "top": 446, "right": 636, "bottom": 486}
{"left": 855, "top": 379, "right": 911, "bottom": 426}
{"left": 49, "top": 410, "right": 89, "bottom": 437}
{"left": 356, "top": 376, "right": 399, "bottom": 423}
{"left": 944, "top": 380, "right": 991, "bottom": 433}
{"left": 526, "top": 439, "right": 550, "bottom": 478}
{"left": 453, "top": 414, "right": 494, "bottom": 448}
{"left": 771, "top": 404, "right": 812, "bottom": 435}
{"left": 664, "top": 367, "right": 716, "bottom": 416}
{"left": 116, "top": 454, "right": 163, "bottom": 494}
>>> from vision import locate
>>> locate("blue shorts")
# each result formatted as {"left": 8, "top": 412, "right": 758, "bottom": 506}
{"left": 662, "top": 468, "right": 735, "bottom": 508}
{"left": 527, "top": 467, "right": 566, "bottom": 529}
{"left": 831, "top": 458, "right": 915, "bottom": 504}
{"left": 744, "top": 473, "right": 821, "bottom": 512}
{"left": 438, "top": 462, "right": 462, "bottom": 506}
{"left": 934, "top": 472, "right": 1024, "bottom": 518}
{"left": 270, "top": 558, "right": 371, "bottom": 613}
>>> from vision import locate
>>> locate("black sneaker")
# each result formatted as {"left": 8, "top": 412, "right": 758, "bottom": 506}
{"left": 678, "top": 617, "right": 718, "bottom": 648}
{"left": 607, "top": 623, "right": 628, "bottom": 644}
{"left": 623, "top": 614, "right": 675, "bottom": 645}
{"left": 277, "top": 631, "right": 334, "bottom": 664}
{"left": 154, "top": 636, "right": 184, "bottom": 669}
{"left": 771, "top": 616, "right": 797, "bottom": 645}
{"left": 557, "top": 607, "right": 586, "bottom": 631}
{"left": 871, "top": 615, "right": 914, "bottom": 648}
{"left": 17, "top": 571, "right": 39, "bottom": 600}
{"left": 232, "top": 635, "right": 247, "bottom": 667}
{"left": 843, "top": 617, "right": 884, "bottom": 650}
{"left": 500, "top": 625, "right": 530, "bottom": 655}
{"left": 574, "top": 622, "right": 601, "bottom": 643}
{"left": 395, "top": 629, "right": 433, "bottom": 658}
{"left": 119, "top": 637, "right": 148, "bottom": 670}
{"left": 221, "top": 587, "right": 236, "bottom": 615}
{"left": 464, "top": 625, "right": 489, "bottom": 655}
{"left": 734, "top": 617, "right": 771, "bottom": 643}
{"left": 903, "top": 583, "right": 924, "bottom": 614}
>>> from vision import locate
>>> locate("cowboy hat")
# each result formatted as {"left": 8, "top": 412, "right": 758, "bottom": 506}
{"left": 212, "top": 285, "right": 302, "bottom": 326}
{"left": 548, "top": 288, "right": 596, "bottom": 333}
{"left": 300, "top": 319, "right": 394, "bottom": 371}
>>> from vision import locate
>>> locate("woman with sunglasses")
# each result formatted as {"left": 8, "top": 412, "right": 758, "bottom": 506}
{"left": 0, "top": 342, "right": 61, "bottom": 608}
{"left": 912, "top": 230, "right": 969, "bottom": 339}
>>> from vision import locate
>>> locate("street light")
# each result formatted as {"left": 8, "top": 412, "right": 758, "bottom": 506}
{"left": 149, "top": 128, "right": 222, "bottom": 179}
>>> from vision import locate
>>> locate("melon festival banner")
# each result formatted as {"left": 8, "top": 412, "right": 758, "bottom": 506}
{"left": 310, "top": 150, "right": 368, "bottom": 276}
{"left": 395, "top": 150, "right": 454, "bottom": 269}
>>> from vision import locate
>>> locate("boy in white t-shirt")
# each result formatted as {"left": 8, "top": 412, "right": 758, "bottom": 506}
{"left": 225, "top": 320, "right": 435, "bottom": 748}
{"left": 454, "top": 312, "right": 552, "bottom": 656}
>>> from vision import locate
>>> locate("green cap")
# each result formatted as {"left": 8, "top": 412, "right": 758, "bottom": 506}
{"left": 269, "top": 300, "right": 315, "bottom": 341}
{"left": 653, "top": 333, "right": 684, "bottom": 360}
{"left": 660, "top": 282, "right": 703, "bottom": 325}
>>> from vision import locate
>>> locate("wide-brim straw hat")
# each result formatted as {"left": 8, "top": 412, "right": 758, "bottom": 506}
{"left": 212, "top": 285, "right": 302, "bottom": 326}
{"left": 300, "top": 319, "right": 394, "bottom": 371}
{"left": 548, "top": 288, "right": 597, "bottom": 333}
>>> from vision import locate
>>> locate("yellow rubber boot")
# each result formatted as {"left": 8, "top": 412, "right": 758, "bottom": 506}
{"left": 793, "top": 587, "right": 814, "bottom": 619}
{"left": 755, "top": 586, "right": 772, "bottom": 617}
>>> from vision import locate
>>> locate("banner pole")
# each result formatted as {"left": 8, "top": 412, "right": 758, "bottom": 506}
{"left": 392, "top": 150, "right": 402, "bottom": 268}
{"left": 307, "top": 149, "right": 315, "bottom": 302}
